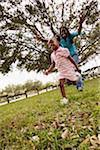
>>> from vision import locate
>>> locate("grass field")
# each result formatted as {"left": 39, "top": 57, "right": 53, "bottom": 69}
{"left": 0, "top": 78, "right": 100, "bottom": 150}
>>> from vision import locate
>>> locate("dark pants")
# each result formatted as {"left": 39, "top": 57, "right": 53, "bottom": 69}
{"left": 72, "top": 52, "right": 83, "bottom": 90}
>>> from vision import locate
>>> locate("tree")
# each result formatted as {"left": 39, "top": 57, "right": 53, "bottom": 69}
{"left": 22, "top": 80, "right": 34, "bottom": 92}
{"left": 43, "top": 82, "right": 53, "bottom": 91}
{"left": 32, "top": 80, "right": 43, "bottom": 93}
{"left": 13, "top": 84, "right": 23, "bottom": 95}
{"left": 2, "top": 84, "right": 24, "bottom": 96}
{"left": 0, "top": 0, "right": 99, "bottom": 74}
{"left": 3, "top": 85, "right": 16, "bottom": 96}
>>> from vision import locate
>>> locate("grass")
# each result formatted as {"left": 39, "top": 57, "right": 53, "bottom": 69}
{"left": 0, "top": 78, "right": 100, "bottom": 150}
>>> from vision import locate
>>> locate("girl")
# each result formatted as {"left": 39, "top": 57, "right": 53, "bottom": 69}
{"left": 44, "top": 37, "right": 81, "bottom": 104}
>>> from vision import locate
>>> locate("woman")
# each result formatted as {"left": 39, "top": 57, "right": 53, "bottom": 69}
{"left": 59, "top": 15, "right": 85, "bottom": 91}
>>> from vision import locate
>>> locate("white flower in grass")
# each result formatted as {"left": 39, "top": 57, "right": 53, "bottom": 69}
{"left": 61, "top": 129, "right": 69, "bottom": 139}
{"left": 31, "top": 135, "right": 39, "bottom": 142}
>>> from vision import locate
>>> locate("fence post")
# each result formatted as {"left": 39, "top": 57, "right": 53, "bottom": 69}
{"left": 7, "top": 95, "right": 10, "bottom": 104}
{"left": 25, "top": 91, "right": 28, "bottom": 98}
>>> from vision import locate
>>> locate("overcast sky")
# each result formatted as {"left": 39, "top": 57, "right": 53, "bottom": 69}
{"left": 0, "top": 55, "right": 99, "bottom": 91}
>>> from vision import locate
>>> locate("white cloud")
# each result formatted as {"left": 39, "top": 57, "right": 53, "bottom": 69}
{"left": 0, "top": 55, "right": 99, "bottom": 91}
{"left": 0, "top": 69, "right": 58, "bottom": 90}
{"left": 81, "top": 55, "right": 100, "bottom": 71}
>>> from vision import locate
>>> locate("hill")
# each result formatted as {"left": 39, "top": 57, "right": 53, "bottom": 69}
{"left": 0, "top": 78, "right": 100, "bottom": 150}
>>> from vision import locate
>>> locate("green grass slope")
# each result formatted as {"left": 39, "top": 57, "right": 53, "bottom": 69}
{"left": 0, "top": 78, "right": 100, "bottom": 150}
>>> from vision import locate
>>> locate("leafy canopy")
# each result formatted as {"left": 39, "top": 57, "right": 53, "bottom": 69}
{"left": 0, "top": 0, "right": 99, "bottom": 74}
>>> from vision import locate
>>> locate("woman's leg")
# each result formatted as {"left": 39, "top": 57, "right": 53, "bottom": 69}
{"left": 72, "top": 52, "right": 83, "bottom": 91}
{"left": 59, "top": 79, "right": 66, "bottom": 98}
{"left": 76, "top": 76, "right": 83, "bottom": 90}
{"left": 72, "top": 52, "right": 79, "bottom": 64}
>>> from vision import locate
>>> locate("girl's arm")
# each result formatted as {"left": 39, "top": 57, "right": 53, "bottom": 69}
{"left": 68, "top": 55, "right": 81, "bottom": 73}
{"left": 44, "top": 61, "right": 55, "bottom": 75}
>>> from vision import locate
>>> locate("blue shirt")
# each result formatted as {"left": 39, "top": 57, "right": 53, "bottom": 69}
{"left": 60, "top": 32, "right": 79, "bottom": 56}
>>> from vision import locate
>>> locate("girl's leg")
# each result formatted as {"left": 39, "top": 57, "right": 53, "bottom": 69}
{"left": 59, "top": 79, "right": 66, "bottom": 98}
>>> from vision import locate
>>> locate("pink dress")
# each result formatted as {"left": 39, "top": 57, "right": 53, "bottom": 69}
{"left": 51, "top": 47, "right": 79, "bottom": 81}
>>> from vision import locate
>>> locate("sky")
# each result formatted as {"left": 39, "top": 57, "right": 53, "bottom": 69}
{"left": 0, "top": 0, "right": 100, "bottom": 91}
{"left": 0, "top": 55, "right": 99, "bottom": 91}
{"left": 0, "top": 69, "right": 58, "bottom": 90}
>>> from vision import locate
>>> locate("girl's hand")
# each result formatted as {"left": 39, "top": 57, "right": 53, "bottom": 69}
{"left": 43, "top": 70, "right": 49, "bottom": 75}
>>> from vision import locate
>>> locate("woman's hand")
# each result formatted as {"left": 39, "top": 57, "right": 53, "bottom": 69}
{"left": 79, "top": 14, "right": 85, "bottom": 23}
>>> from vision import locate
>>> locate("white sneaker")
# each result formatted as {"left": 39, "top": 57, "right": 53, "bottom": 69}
{"left": 78, "top": 87, "right": 83, "bottom": 91}
{"left": 60, "top": 97, "right": 68, "bottom": 105}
